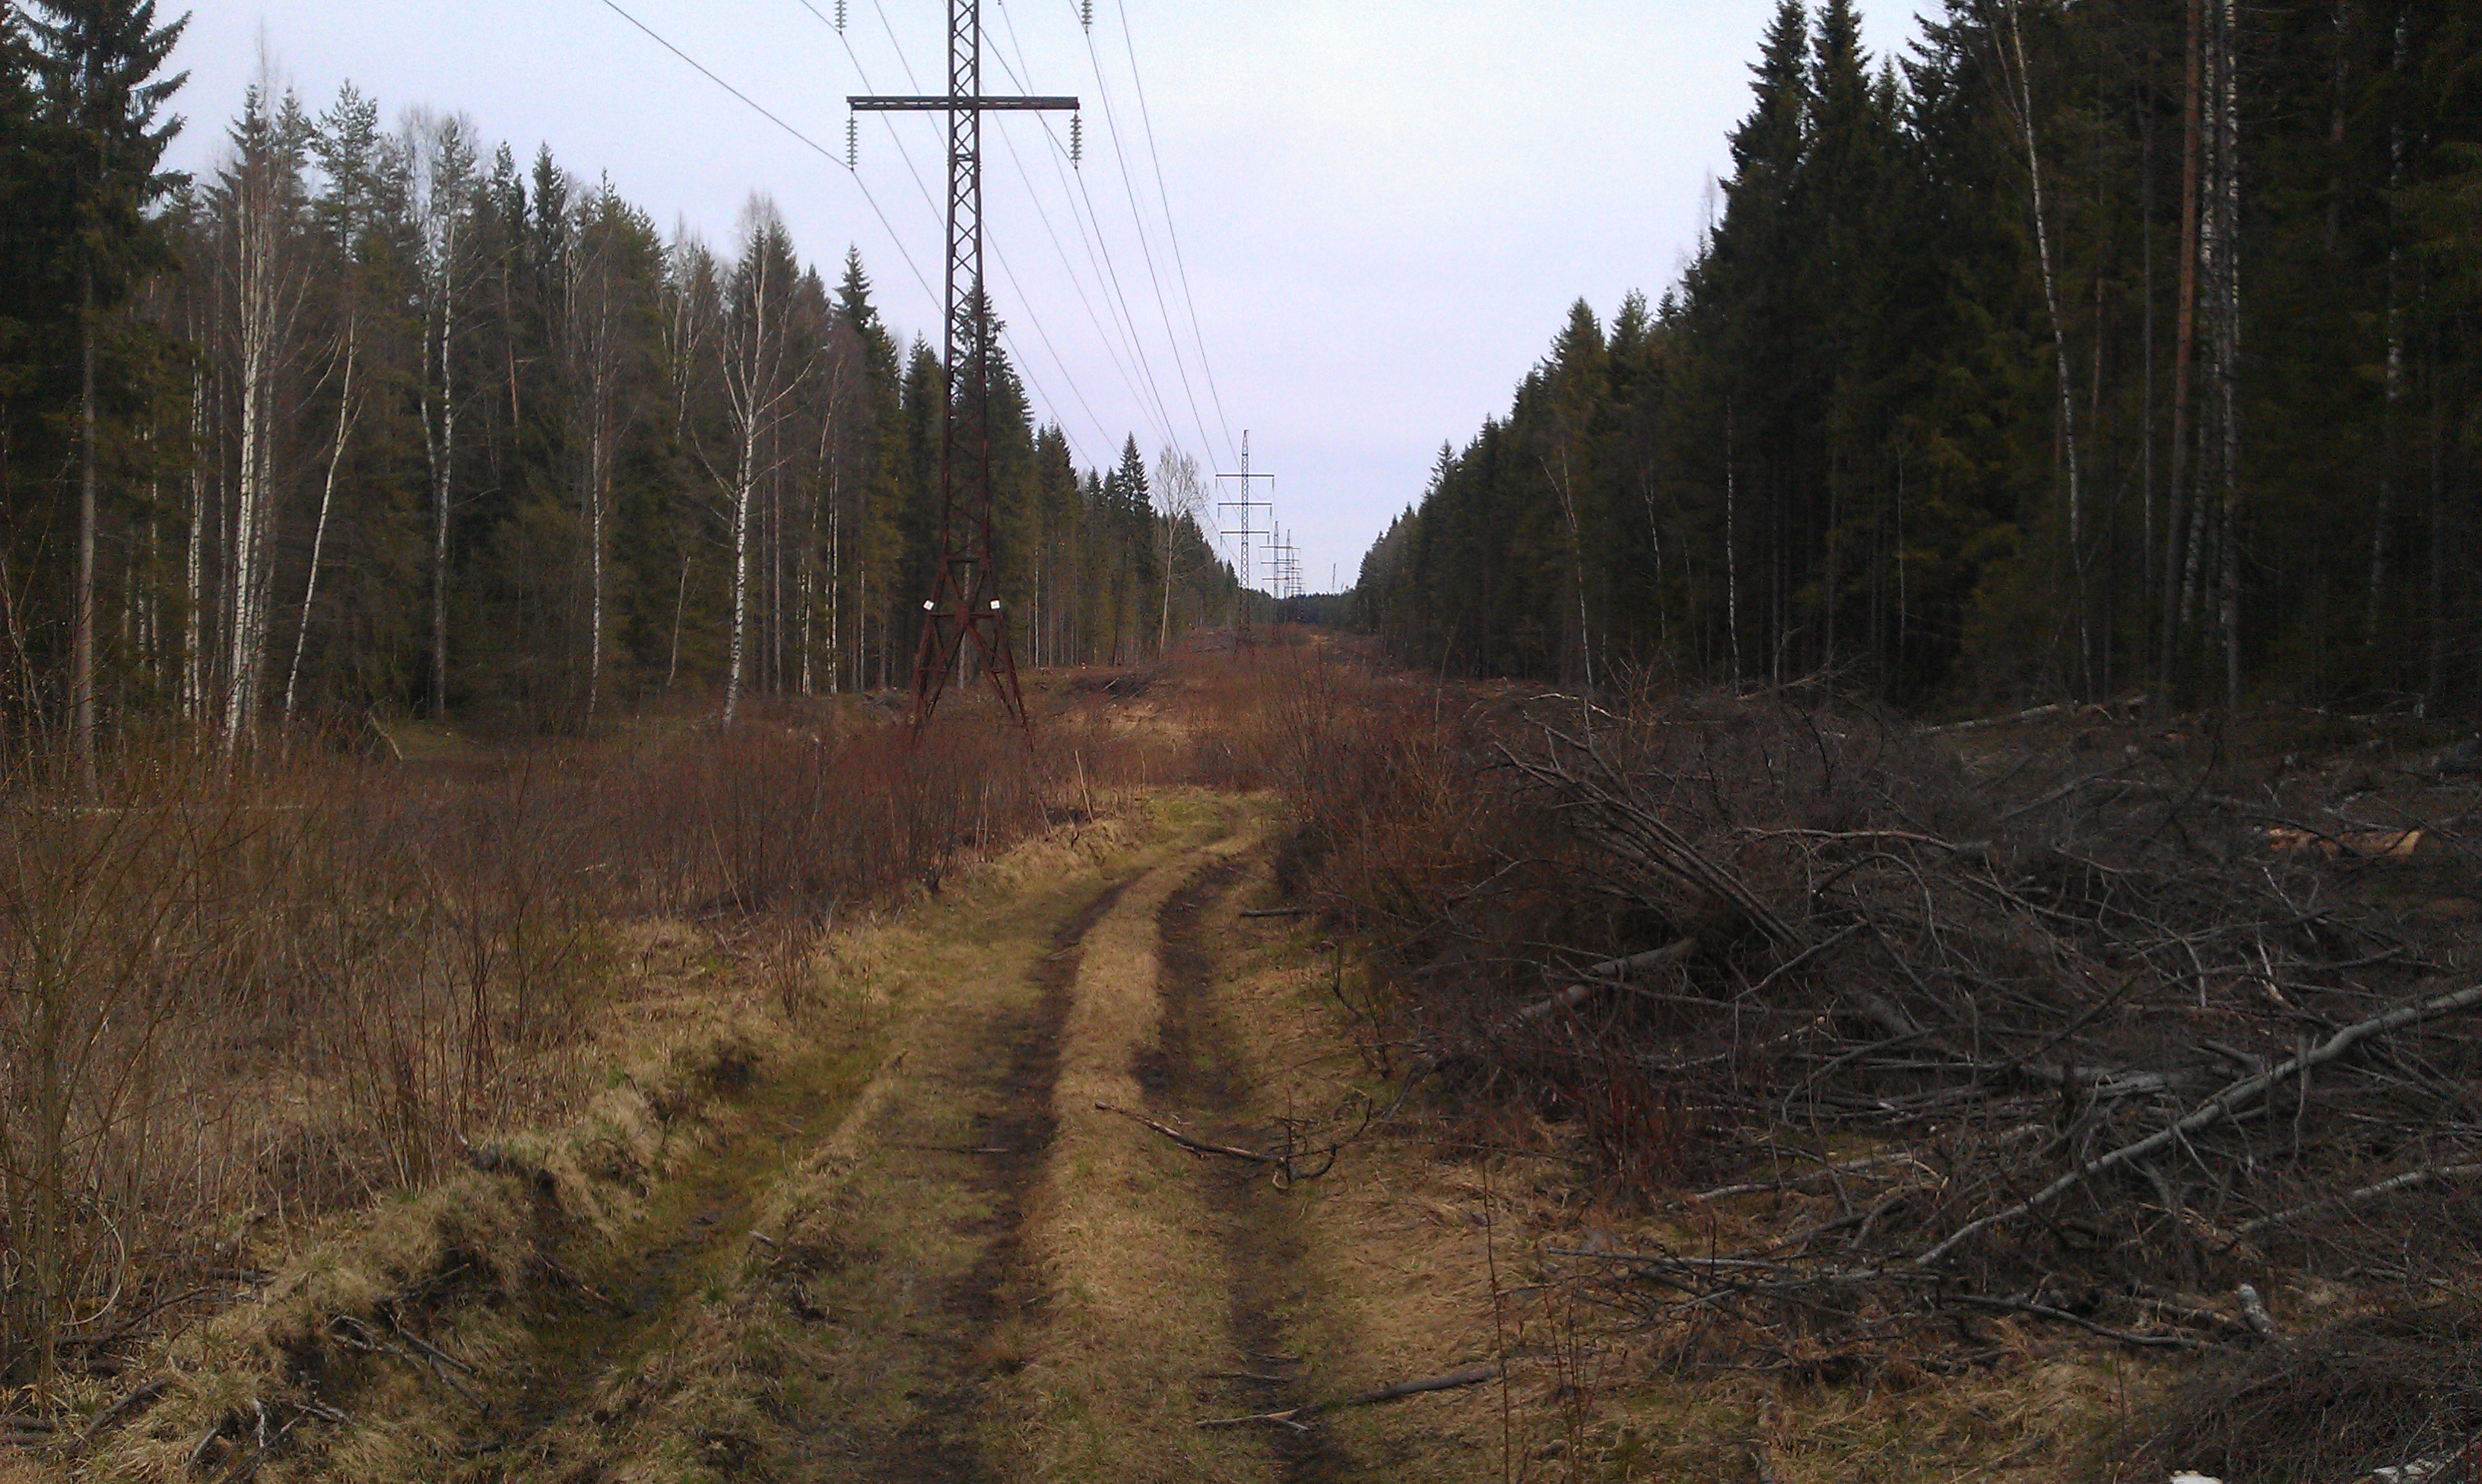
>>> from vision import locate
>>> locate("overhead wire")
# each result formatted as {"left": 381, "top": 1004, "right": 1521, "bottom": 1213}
{"left": 596, "top": 0, "right": 1257, "bottom": 574}
{"left": 820, "top": 0, "right": 1115, "bottom": 467}
{"left": 976, "top": 14, "right": 1186, "bottom": 456}
{"left": 985, "top": 0, "right": 1194, "bottom": 474}
{"left": 1062, "top": 0, "right": 1226, "bottom": 474}
{"left": 1109, "top": 0, "right": 1238, "bottom": 465}
{"left": 595, "top": 0, "right": 938, "bottom": 310}
{"left": 601, "top": 0, "right": 1100, "bottom": 470}
{"left": 1006, "top": 0, "right": 1254, "bottom": 579}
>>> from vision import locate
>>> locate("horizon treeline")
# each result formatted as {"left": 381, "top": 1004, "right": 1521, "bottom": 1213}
{"left": 1357, "top": 0, "right": 2482, "bottom": 713}
{"left": 1, "top": 8, "right": 1237, "bottom": 755}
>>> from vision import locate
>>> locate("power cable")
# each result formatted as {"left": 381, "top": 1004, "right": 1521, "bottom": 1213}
{"left": 976, "top": 23, "right": 1185, "bottom": 453}
{"left": 1062, "top": 0, "right": 1224, "bottom": 472}
{"left": 1109, "top": 0, "right": 1237, "bottom": 464}
{"left": 824, "top": 0, "right": 1114, "bottom": 465}
{"left": 986, "top": 0, "right": 1195, "bottom": 473}
{"left": 597, "top": 0, "right": 938, "bottom": 313}
{"left": 598, "top": 0, "right": 1097, "bottom": 470}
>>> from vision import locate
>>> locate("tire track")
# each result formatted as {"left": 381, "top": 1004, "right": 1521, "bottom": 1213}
{"left": 1150, "top": 864, "right": 1360, "bottom": 1483}
{"left": 855, "top": 875, "right": 1133, "bottom": 1483}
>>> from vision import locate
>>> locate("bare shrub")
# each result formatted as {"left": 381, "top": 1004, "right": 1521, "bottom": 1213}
{"left": 0, "top": 699, "right": 1069, "bottom": 1389}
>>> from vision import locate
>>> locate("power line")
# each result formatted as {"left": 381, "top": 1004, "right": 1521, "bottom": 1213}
{"left": 979, "top": 27, "right": 1185, "bottom": 455}
{"left": 822, "top": 0, "right": 1117, "bottom": 468}
{"left": 1109, "top": 0, "right": 1237, "bottom": 465}
{"left": 597, "top": 0, "right": 1094, "bottom": 476}
{"left": 599, "top": 1, "right": 842, "bottom": 168}
{"left": 596, "top": 0, "right": 941, "bottom": 312}
{"left": 1068, "top": 3, "right": 1224, "bottom": 474}
{"left": 987, "top": 0, "right": 1195, "bottom": 477}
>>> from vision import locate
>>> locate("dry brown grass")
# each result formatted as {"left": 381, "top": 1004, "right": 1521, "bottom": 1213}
{"left": 397, "top": 794, "right": 1250, "bottom": 1484}
{"left": 0, "top": 701, "right": 1115, "bottom": 1422}
{"left": 1001, "top": 806, "right": 1268, "bottom": 1483}
{"left": 1185, "top": 846, "right": 2174, "bottom": 1484}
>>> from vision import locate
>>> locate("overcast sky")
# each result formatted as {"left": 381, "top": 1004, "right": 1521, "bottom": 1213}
{"left": 166, "top": 1, "right": 1938, "bottom": 594}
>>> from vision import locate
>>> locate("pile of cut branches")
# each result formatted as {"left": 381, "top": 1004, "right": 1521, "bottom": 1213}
{"left": 1283, "top": 681, "right": 2482, "bottom": 1466}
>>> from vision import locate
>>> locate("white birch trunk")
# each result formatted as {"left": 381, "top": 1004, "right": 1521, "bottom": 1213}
{"left": 284, "top": 314, "right": 355, "bottom": 728}
{"left": 184, "top": 365, "right": 206, "bottom": 721}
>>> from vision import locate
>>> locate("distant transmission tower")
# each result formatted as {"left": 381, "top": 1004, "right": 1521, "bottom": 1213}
{"left": 1217, "top": 431, "right": 1274, "bottom": 646}
{"left": 1267, "top": 529, "right": 1303, "bottom": 622}
{"left": 852, "top": 5, "right": 1076, "bottom": 734}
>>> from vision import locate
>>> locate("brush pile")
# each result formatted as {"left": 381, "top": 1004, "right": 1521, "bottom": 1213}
{"left": 1279, "top": 677, "right": 2482, "bottom": 1480}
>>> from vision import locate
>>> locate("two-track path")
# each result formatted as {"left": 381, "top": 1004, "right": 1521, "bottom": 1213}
{"left": 257, "top": 793, "right": 1505, "bottom": 1484}
{"left": 745, "top": 792, "right": 1345, "bottom": 1484}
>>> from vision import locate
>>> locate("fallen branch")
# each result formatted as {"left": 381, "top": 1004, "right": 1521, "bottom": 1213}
{"left": 1919, "top": 702, "right": 2069, "bottom": 736}
{"left": 1095, "top": 1103, "right": 1284, "bottom": 1165}
{"left": 1241, "top": 908, "right": 1309, "bottom": 919}
{"left": 541, "top": 1257, "right": 630, "bottom": 1314}
{"left": 331, "top": 1317, "right": 485, "bottom": 1409}
{"left": 1509, "top": 938, "right": 1698, "bottom": 1029}
{"left": 2232, "top": 1162, "right": 2482, "bottom": 1238}
{"left": 1943, "top": 1292, "right": 2203, "bottom": 1350}
{"left": 1916, "top": 981, "right": 2482, "bottom": 1267}
{"left": 1692, "top": 1150, "right": 1934, "bottom": 1203}
{"left": 1198, "top": 1363, "right": 1503, "bottom": 1431}
{"left": 68, "top": 1381, "right": 170, "bottom": 1454}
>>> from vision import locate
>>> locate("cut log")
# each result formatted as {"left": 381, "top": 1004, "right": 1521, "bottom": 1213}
{"left": 2234, "top": 1162, "right": 2482, "bottom": 1237}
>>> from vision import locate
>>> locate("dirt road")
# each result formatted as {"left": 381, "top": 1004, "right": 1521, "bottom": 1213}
{"left": 66, "top": 794, "right": 1525, "bottom": 1484}
{"left": 550, "top": 791, "right": 1516, "bottom": 1484}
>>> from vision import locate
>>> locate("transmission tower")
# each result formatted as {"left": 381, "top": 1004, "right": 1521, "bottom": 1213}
{"left": 1266, "top": 528, "right": 1303, "bottom": 623}
{"left": 1216, "top": 431, "right": 1274, "bottom": 645}
{"left": 852, "top": 5, "right": 1076, "bottom": 734}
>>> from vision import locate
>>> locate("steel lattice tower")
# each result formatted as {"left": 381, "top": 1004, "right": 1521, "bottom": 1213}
{"left": 1217, "top": 431, "right": 1274, "bottom": 645}
{"left": 852, "top": 5, "right": 1075, "bottom": 734}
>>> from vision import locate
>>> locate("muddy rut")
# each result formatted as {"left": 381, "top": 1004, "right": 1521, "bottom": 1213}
{"left": 1149, "top": 864, "right": 1361, "bottom": 1483}
{"left": 860, "top": 878, "right": 1133, "bottom": 1482}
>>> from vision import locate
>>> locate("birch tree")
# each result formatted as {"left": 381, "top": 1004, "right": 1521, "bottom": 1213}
{"left": 281, "top": 83, "right": 383, "bottom": 730}
{"left": 1154, "top": 446, "right": 1204, "bottom": 652}
{"left": 406, "top": 109, "right": 476, "bottom": 721}
{"left": 701, "top": 201, "right": 809, "bottom": 727}
{"left": 1988, "top": 0, "right": 2090, "bottom": 690}
{"left": 211, "top": 81, "right": 313, "bottom": 754}
{"left": 563, "top": 178, "right": 643, "bottom": 721}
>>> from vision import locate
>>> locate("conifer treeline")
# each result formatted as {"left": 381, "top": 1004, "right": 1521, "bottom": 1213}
{"left": 1358, "top": 0, "right": 2482, "bottom": 712}
{"left": 2, "top": 15, "right": 1234, "bottom": 748}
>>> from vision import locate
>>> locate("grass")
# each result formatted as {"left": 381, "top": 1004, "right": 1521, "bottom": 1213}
{"left": 44, "top": 797, "right": 1182, "bottom": 1483}
{"left": 998, "top": 803, "right": 1268, "bottom": 1483}
{"left": 343, "top": 794, "right": 1244, "bottom": 1483}
{"left": 0, "top": 679, "right": 1195, "bottom": 1460}
{"left": 24, "top": 652, "right": 2450, "bottom": 1482}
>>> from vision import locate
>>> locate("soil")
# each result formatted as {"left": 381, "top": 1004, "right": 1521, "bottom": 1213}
{"left": 865, "top": 878, "right": 1132, "bottom": 1482}
{"left": 1147, "top": 861, "right": 1361, "bottom": 1483}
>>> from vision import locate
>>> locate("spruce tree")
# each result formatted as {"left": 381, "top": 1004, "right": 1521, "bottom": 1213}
{"left": 1, "top": 11, "right": 64, "bottom": 423}
{"left": 26, "top": 0, "right": 186, "bottom": 774}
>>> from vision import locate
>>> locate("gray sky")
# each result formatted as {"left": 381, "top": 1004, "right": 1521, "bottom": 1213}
{"left": 168, "top": 2, "right": 1938, "bottom": 594}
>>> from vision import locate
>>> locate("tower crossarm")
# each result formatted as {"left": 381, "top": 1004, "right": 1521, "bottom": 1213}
{"left": 849, "top": 96, "right": 1081, "bottom": 111}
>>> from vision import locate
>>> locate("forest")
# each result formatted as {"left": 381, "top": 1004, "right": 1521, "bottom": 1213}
{"left": 0, "top": 2, "right": 1237, "bottom": 757}
{"left": 1357, "top": 0, "right": 2482, "bottom": 715}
